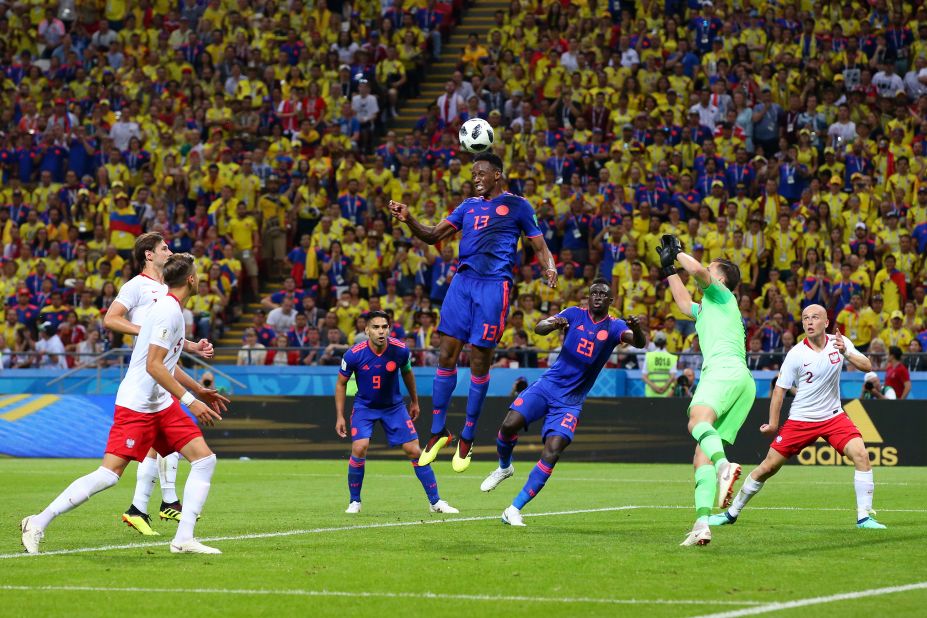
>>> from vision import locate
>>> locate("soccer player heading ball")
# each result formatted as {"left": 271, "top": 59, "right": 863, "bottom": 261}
{"left": 390, "top": 153, "right": 557, "bottom": 473}
{"left": 480, "top": 279, "right": 645, "bottom": 526}
{"left": 658, "top": 234, "right": 755, "bottom": 547}
{"left": 710, "top": 305, "right": 886, "bottom": 531}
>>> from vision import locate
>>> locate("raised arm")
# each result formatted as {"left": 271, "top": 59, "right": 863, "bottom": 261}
{"left": 832, "top": 327, "right": 871, "bottom": 372}
{"left": 535, "top": 315, "right": 569, "bottom": 336}
{"left": 676, "top": 251, "right": 711, "bottom": 287}
{"left": 666, "top": 275, "right": 695, "bottom": 320}
{"left": 389, "top": 200, "right": 457, "bottom": 245}
{"left": 619, "top": 315, "right": 646, "bottom": 348}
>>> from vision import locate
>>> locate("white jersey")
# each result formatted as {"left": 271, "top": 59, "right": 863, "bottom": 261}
{"left": 115, "top": 293, "right": 186, "bottom": 413}
{"left": 113, "top": 273, "right": 168, "bottom": 327}
{"left": 776, "top": 335, "right": 858, "bottom": 422}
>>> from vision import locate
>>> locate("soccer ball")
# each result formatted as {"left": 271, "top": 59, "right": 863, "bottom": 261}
{"left": 459, "top": 118, "right": 494, "bottom": 153}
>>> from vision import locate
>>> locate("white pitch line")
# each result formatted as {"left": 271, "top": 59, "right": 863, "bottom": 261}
{"left": 0, "top": 505, "right": 640, "bottom": 560}
{"left": 691, "top": 581, "right": 927, "bottom": 618}
{"left": 0, "top": 585, "right": 762, "bottom": 607}
{"left": 224, "top": 472, "right": 916, "bottom": 487}
{"left": 4, "top": 503, "right": 924, "bottom": 560}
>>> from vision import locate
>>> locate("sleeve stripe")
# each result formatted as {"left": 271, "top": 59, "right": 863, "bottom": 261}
{"left": 442, "top": 218, "right": 459, "bottom": 230}
{"left": 525, "top": 233, "right": 543, "bottom": 238}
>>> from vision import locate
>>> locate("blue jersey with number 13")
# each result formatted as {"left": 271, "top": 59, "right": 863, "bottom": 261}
{"left": 444, "top": 192, "right": 543, "bottom": 280}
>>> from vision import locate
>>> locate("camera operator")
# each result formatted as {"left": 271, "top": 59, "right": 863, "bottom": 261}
{"left": 861, "top": 371, "right": 896, "bottom": 400}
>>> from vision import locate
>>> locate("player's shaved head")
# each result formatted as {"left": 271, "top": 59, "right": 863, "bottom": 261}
{"left": 801, "top": 303, "right": 829, "bottom": 339}
{"left": 801, "top": 304, "right": 827, "bottom": 320}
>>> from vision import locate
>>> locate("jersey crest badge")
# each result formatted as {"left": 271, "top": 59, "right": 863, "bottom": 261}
{"left": 829, "top": 352, "right": 841, "bottom": 365}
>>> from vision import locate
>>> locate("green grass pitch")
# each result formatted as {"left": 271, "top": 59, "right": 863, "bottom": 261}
{"left": 1, "top": 459, "right": 926, "bottom": 617}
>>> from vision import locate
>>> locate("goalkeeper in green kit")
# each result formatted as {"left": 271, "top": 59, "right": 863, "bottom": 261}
{"left": 657, "top": 234, "right": 755, "bottom": 547}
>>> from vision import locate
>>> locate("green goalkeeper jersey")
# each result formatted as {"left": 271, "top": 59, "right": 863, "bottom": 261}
{"left": 690, "top": 278, "right": 748, "bottom": 374}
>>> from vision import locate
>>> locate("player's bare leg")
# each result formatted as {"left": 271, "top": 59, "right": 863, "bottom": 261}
{"left": 123, "top": 449, "right": 161, "bottom": 535}
{"left": 503, "top": 434, "right": 568, "bottom": 527}
{"left": 22, "top": 454, "right": 129, "bottom": 554}
{"left": 453, "top": 345, "right": 494, "bottom": 472}
{"left": 401, "top": 439, "right": 457, "bottom": 513}
{"left": 845, "top": 437, "right": 886, "bottom": 529}
{"left": 688, "top": 405, "right": 741, "bottom": 509}
{"left": 170, "top": 437, "right": 220, "bottom": 554}
{"left": 345, "top": 438, "right": 369, "bottom": 513}
{"left": 420, "top": 336, "right": 465, "bottom": 466}
{"left": 481, "top": 410, "right": 525, "bottom": 492}
{"left": 710, "top": 448, "right": 785, "bottom": 526}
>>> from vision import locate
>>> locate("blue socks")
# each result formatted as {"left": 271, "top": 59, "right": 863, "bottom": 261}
{"left": 348, "top": 456, "right": 365, "bottom": 502}
{"left": 513, "top": 458, "right": 555, "bottom": 509}
{"left": 460, "top": 373, "right": 490, "bottom": 441}
{"left": 496, "top": 431, "right": 518, "bottom": 468}
{"left": 411, "top": 458, "right": 440, "bottom": 504}
{"left": 431, "top": 366, "right": 457, "bottom": 434}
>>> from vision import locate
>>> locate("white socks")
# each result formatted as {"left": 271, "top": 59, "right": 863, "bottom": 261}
{"left": 174, "top": 454, "right": 216, "bottom": 544}
{"left": 158, "top": 452, "right": 181, "bottom": 503}
{"left": 132, "top": 456, "right": 159, "bottom": 514}
{"left": 728, "top": 476, "right": 764, "bottom": 517}
{"left": 854, "top": 470, "right": 874, "bottom": 521}
{"left": 33, "top": 467, "right": 120, "bottom": 531}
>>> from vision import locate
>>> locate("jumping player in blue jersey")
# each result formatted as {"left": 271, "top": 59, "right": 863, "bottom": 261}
{"left": 390, "top": 152, "right": 558, "bottom": 473}
{"left": 479, "top": 279, "right": 645, "bottom": 526}
{"left": 335, "top": 311, "right": 459, "bottom": 514}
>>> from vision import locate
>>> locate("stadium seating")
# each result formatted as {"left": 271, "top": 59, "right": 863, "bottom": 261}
{"left": 1, "top": 1, "right": 926, "bottom": 373}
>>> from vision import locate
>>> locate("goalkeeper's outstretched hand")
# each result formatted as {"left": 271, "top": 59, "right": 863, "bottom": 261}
{"left": 656, "top": 234, "right": 683, "bottom": 278}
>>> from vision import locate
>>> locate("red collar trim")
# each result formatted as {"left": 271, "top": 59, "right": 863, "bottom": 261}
{"left": 166, "top": 293, "right": 182, "bottom": 304}
{"left": 803, "top": 335, "right": 829, "bottom": 351}
{"left": 140, "top": 272, "right": 159, "bottom": 282}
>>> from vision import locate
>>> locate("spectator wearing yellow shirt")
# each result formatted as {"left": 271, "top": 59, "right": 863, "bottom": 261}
{"left": 190, "top": 280, "right": 224, "bottom": 341}
{"left": 879, "top": 311, "right": 914, "bottom": 350}
{"left": 226, "top": 202, "right": 259, "bottom": 301}
{"left": 861, "top": 294, "right": 890, "bottom": 342}
{"left": 616, "top": 261, "right": 656, "bottom": 319}
{"left": 460, "top": 33, "right": 489, "bottom": 75}
{"left": 767, "top": 211, "right": 801, "bottom": 277}
{"left": 84, "top": 261, "right": 114, "bottom": 293}
{"left": 836, "top": 293, "right": 871, "bottom": 350}
{"left": 872, "top": 254, "right": 905, "bottom": 314}
{"left": 257, "top": 181, "right": 291, "bottom": 280}
{"left": 660, "top": 315, "right": 686, "bottom": 354}
{"left": 355, "top": 232, "right": 384, "bottom": 297}
{"left": 107, "top": 193, "right": 141, "bottom": 258}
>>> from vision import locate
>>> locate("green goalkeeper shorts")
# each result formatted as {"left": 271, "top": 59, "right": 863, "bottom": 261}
{"left": 688, "top": 370, "right": 757, "bottom": 445}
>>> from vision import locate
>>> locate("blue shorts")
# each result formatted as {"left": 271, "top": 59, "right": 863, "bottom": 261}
{"left": 351, "top": 403, "right": 418, "bottom": 447}
{"left": 510, "top": 382, "right": 581, "bottom": 443}
{"left": 438, "top": 271, "right": 511, "bottom": 348}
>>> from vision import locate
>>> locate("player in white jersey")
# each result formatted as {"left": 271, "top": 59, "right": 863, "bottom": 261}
{"left": 709, "top": 304, "right": 887, "bottom": 530}
{"left": 103, "top": 233, "right": 216, "bottom": 536}
{"left": 22, "top": 254, "right": 228, "bottom": 554}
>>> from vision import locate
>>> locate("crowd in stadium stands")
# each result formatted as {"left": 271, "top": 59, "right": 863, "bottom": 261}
{"left": 1, "top": 1, "right": 927, "bottom": 374}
